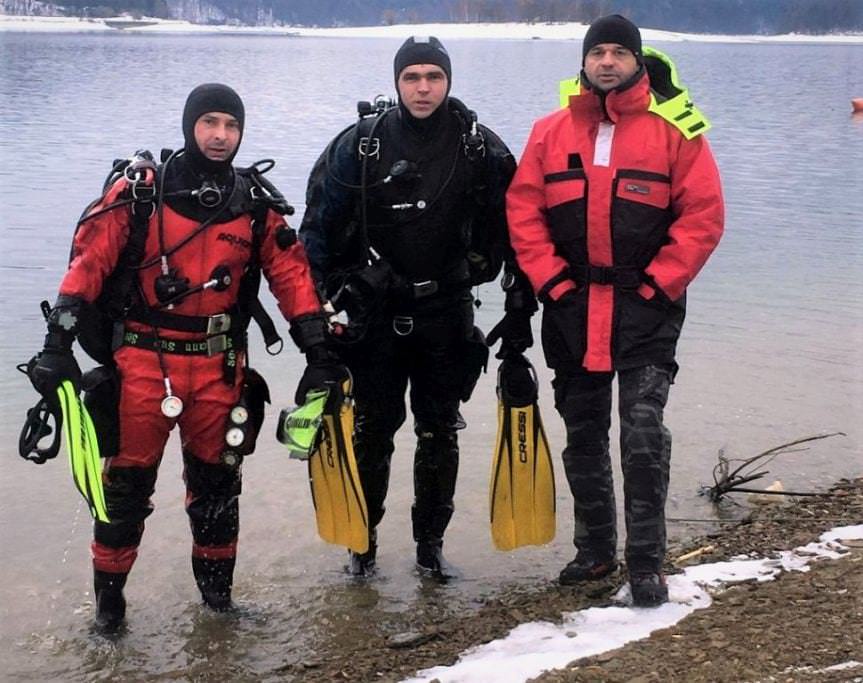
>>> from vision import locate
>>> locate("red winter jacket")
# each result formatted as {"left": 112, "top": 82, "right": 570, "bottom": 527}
{"left": 506, "top": 69, "right": 723, "bottom": 372}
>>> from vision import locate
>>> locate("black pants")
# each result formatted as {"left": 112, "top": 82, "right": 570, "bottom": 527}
{"left": 345, "top": 309, "right": 468, "bottom": 545}
{"left": 553, "top": 363, "right": 675, "bottom": 573}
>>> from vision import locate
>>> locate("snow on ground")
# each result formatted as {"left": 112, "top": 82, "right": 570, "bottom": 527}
{"left": 402, "top": 524, "right": 863, "bottom": 683}
{"left": 1, "top": 15, "right": 862, "bottom": 43}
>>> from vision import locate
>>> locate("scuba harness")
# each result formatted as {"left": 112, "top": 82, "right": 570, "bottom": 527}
{"left": 320, "top": 95, "right": 494, "bottom": 343}
{"left": 73, "top": 149, "right": 296, "bottom": 371}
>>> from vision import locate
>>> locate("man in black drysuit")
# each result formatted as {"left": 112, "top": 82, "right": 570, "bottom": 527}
{"left": 300, "top": 36, "right": 536, "bottom": 579}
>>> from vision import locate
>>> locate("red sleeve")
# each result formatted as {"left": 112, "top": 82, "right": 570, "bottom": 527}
{"left": 59, "top": 180, "right": 131, "bottom": 303}
{"left": 644, "top": 134, "right": 724, "bottom": 301}
{"left": 259, "top": 209, "right": 322, "bottom": 320}
{"left": 505, "top": 122, "right": 577, "bottom": 301}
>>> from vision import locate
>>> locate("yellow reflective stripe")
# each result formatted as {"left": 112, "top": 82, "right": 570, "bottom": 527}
{"left": 558, "top": 76, "right": 581, "bottom": 108}
{"left": 647, "top": 91, "right": 711, "bottom": 139}
{"left": 643, "top": 46, "right": 711, "bottom": 139}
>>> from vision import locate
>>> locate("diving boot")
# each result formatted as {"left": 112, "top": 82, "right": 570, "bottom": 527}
{"left": 415, "top": 541, "right": 459, "bottom": 582}
{"left": 93, "top": 570, "right": 127, "bottom": 634}
{"left": 347, "top": 530, "right": 377, "bottom": 577}
{"left": 558, "top": 550, "right": 618, "bottom": 585}
{"left": 192, "top": 557, "right": 235, "bottom": 612}
{"left": 630, "top": 572, "right": 669, "bottom": 607}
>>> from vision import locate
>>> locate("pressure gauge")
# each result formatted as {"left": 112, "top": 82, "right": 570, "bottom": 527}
{"left": 161, "top": 395, "right": 184, "bottom": 418}
{"left": 225, "top": 427, "right": 245, "bottom": 447}
{"left": 230, "top": 405, "right": 249, "bottom": 425}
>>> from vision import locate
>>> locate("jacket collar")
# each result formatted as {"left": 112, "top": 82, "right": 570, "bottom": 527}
{"left": 568, "top": 68, "right": 650, "bottom": 123}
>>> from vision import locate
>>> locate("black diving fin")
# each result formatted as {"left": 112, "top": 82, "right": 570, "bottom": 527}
{"left": 489, "top": 353, "right": 555, "bottom": 550}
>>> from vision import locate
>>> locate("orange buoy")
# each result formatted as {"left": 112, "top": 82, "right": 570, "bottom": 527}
{"left": 853, "top": 98, "right": 863, "bottom": 113}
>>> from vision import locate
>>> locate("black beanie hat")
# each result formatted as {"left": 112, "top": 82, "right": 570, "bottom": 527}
{"left": 393, "top": 36, "right": 452, "bottom": 90}
{"left": 582, "top": 14, "right": 642, "bottom": 64}
{"left": 182, "top": 83, "right": 245, "bottom": 173}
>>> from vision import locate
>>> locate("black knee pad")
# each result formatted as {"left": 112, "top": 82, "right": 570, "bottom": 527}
{"left": 102, "top": 465, "right": 157, "bottom": 523}
{"left": 183, "top": 452, "right": 241, "bottom": 546}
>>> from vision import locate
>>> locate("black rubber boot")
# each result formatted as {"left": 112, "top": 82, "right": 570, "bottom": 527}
{"left": 94, "top": 570, "right": 127, "bottom": 633}
{"left": 348, "top": 529, "right": 378, "bottom": 577}
{"left": 630, "top": 572, "right": 669, "bottom": 607}
{"left": 415, "top": 541, "right": 459, "bottom": 582}
{"left": 558, "top": 550, "right": 618, "bottom": 585}
{"left": 192, "top": 557, "right": 235, "bottom": 611}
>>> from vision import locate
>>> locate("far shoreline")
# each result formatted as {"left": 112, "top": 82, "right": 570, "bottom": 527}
{"left": 2, "top": 15, "right": 863, "bottom": 44}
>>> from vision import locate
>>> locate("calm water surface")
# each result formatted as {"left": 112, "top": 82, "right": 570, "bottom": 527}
{"left": 0, "top": 31, "right": 861, "bottom": 680}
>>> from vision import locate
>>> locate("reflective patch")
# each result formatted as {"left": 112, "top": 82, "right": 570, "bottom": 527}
{"left": 593, "top": 122, "right": 615, "bottom": 167}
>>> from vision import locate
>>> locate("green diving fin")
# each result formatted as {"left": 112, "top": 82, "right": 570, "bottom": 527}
{"left": 489, "top": 354, "right": 555, "bottom": 551}
{"left": 277, "top": 388, "right": 329, "bottom": 460}
{"left": 305, "top": 378, "right": 369, "bottom": 554}
{"left": 56, "top": 380, "right": 109, "bottom": 523}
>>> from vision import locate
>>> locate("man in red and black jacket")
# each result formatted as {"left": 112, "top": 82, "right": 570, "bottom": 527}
{"left": 28, "top": 83, "right": 346, "bottom": 631}
{"left": 506, "top": 15, "right": 723, "bottom": 606}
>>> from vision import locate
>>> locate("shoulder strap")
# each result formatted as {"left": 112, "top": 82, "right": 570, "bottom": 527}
{"left": 233, "top": 162, "right": 289, "bottom": 354}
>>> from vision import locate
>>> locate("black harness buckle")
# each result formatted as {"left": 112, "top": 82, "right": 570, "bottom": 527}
{"left": 579, "top": 265, "right": 642, "bottom": 290}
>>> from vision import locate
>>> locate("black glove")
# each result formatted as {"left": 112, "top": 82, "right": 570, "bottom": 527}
{"left": 294, "top": 345, "right": 350, "bottom": 405}
{"left": 29, "top": 295, "right": 83, "bottom": 398}
{"left": 29, "top": 348, "right": 81, "bottom": 398}
{"left": 486, "top": 310, "right": 534, "bottom": 359}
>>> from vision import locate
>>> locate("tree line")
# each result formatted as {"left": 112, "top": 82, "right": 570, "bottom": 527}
{"left": 42, "top": 0, "right": 863, "bottom": 33}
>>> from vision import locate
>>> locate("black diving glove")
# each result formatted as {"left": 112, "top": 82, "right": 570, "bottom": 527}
{"left": 294, "top": 345, "right": 350, "bottom": 405}
{"left": 486, "top": 310, "right": 534, "bottom": 359}
{"left": 29, "top": 348, "right": 81, "bottom": 398}
{"left": 29, "top": 296, "right": 83, "bottom": 397}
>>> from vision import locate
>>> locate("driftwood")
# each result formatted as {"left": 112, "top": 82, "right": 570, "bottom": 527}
{"left": 703, "top": 432, "right": 846, "bottom": 502}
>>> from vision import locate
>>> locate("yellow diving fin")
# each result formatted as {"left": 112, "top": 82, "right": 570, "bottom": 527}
{"left": 490, "top": 354, "right": 555, "bottom": 550}
{"left": 307, "top": 378, "right": 369, "bottom": 554}
{"left": 56, "top": 379, "right": 109, "bottom": 522}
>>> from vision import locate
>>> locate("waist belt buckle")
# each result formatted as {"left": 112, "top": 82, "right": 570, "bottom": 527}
{"left": 206, "top": 334, "right": 228, "bottom": 356}
{"left": 589, "top": 266, "right": 611, "bottom": 285}
{"left": 393, "top": 315, "right": 414, "bottom": 336}
{"left": 207, "top": 313, "right": 231, "bottom": 336}
{"left": 616, "top": 268, "right": 642, "bottom": 291}
{"left": 412, "top": 280, "right": 439, "bottom": 299}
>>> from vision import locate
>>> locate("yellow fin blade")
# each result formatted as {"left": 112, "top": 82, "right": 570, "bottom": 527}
{"left": 308, "top": 385, "right": 369, "bottom": 553}
{"left": 490, "top": 400, "right": 555, "bottom": 550}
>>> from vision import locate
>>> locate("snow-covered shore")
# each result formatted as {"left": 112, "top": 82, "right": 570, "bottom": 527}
{"left": 404, "top": 524, "right": 863, "bottom": 683}
{"left": 2, "top": 14, "right": 863, "bottom": 44}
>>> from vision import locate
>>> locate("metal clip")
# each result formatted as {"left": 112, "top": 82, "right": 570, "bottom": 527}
{"left": 206, "top": 313, "right": 231, "bottom": 335}
{"left": 392, "top": 316, "right": 414, "bottom": 336}
{"left": 206, "top": 334, "right": 228, "bottom": 356}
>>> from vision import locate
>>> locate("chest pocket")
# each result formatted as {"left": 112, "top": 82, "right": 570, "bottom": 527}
{"left": 544, "top": 169, "right": 588, "bottom": 265}
{"left": 612, "top": 169, "right": 672, "bottom": 266}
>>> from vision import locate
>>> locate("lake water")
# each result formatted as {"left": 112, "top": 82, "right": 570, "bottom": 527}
{"left": 0, "top": 31, "right": 861, "bottom": 681}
